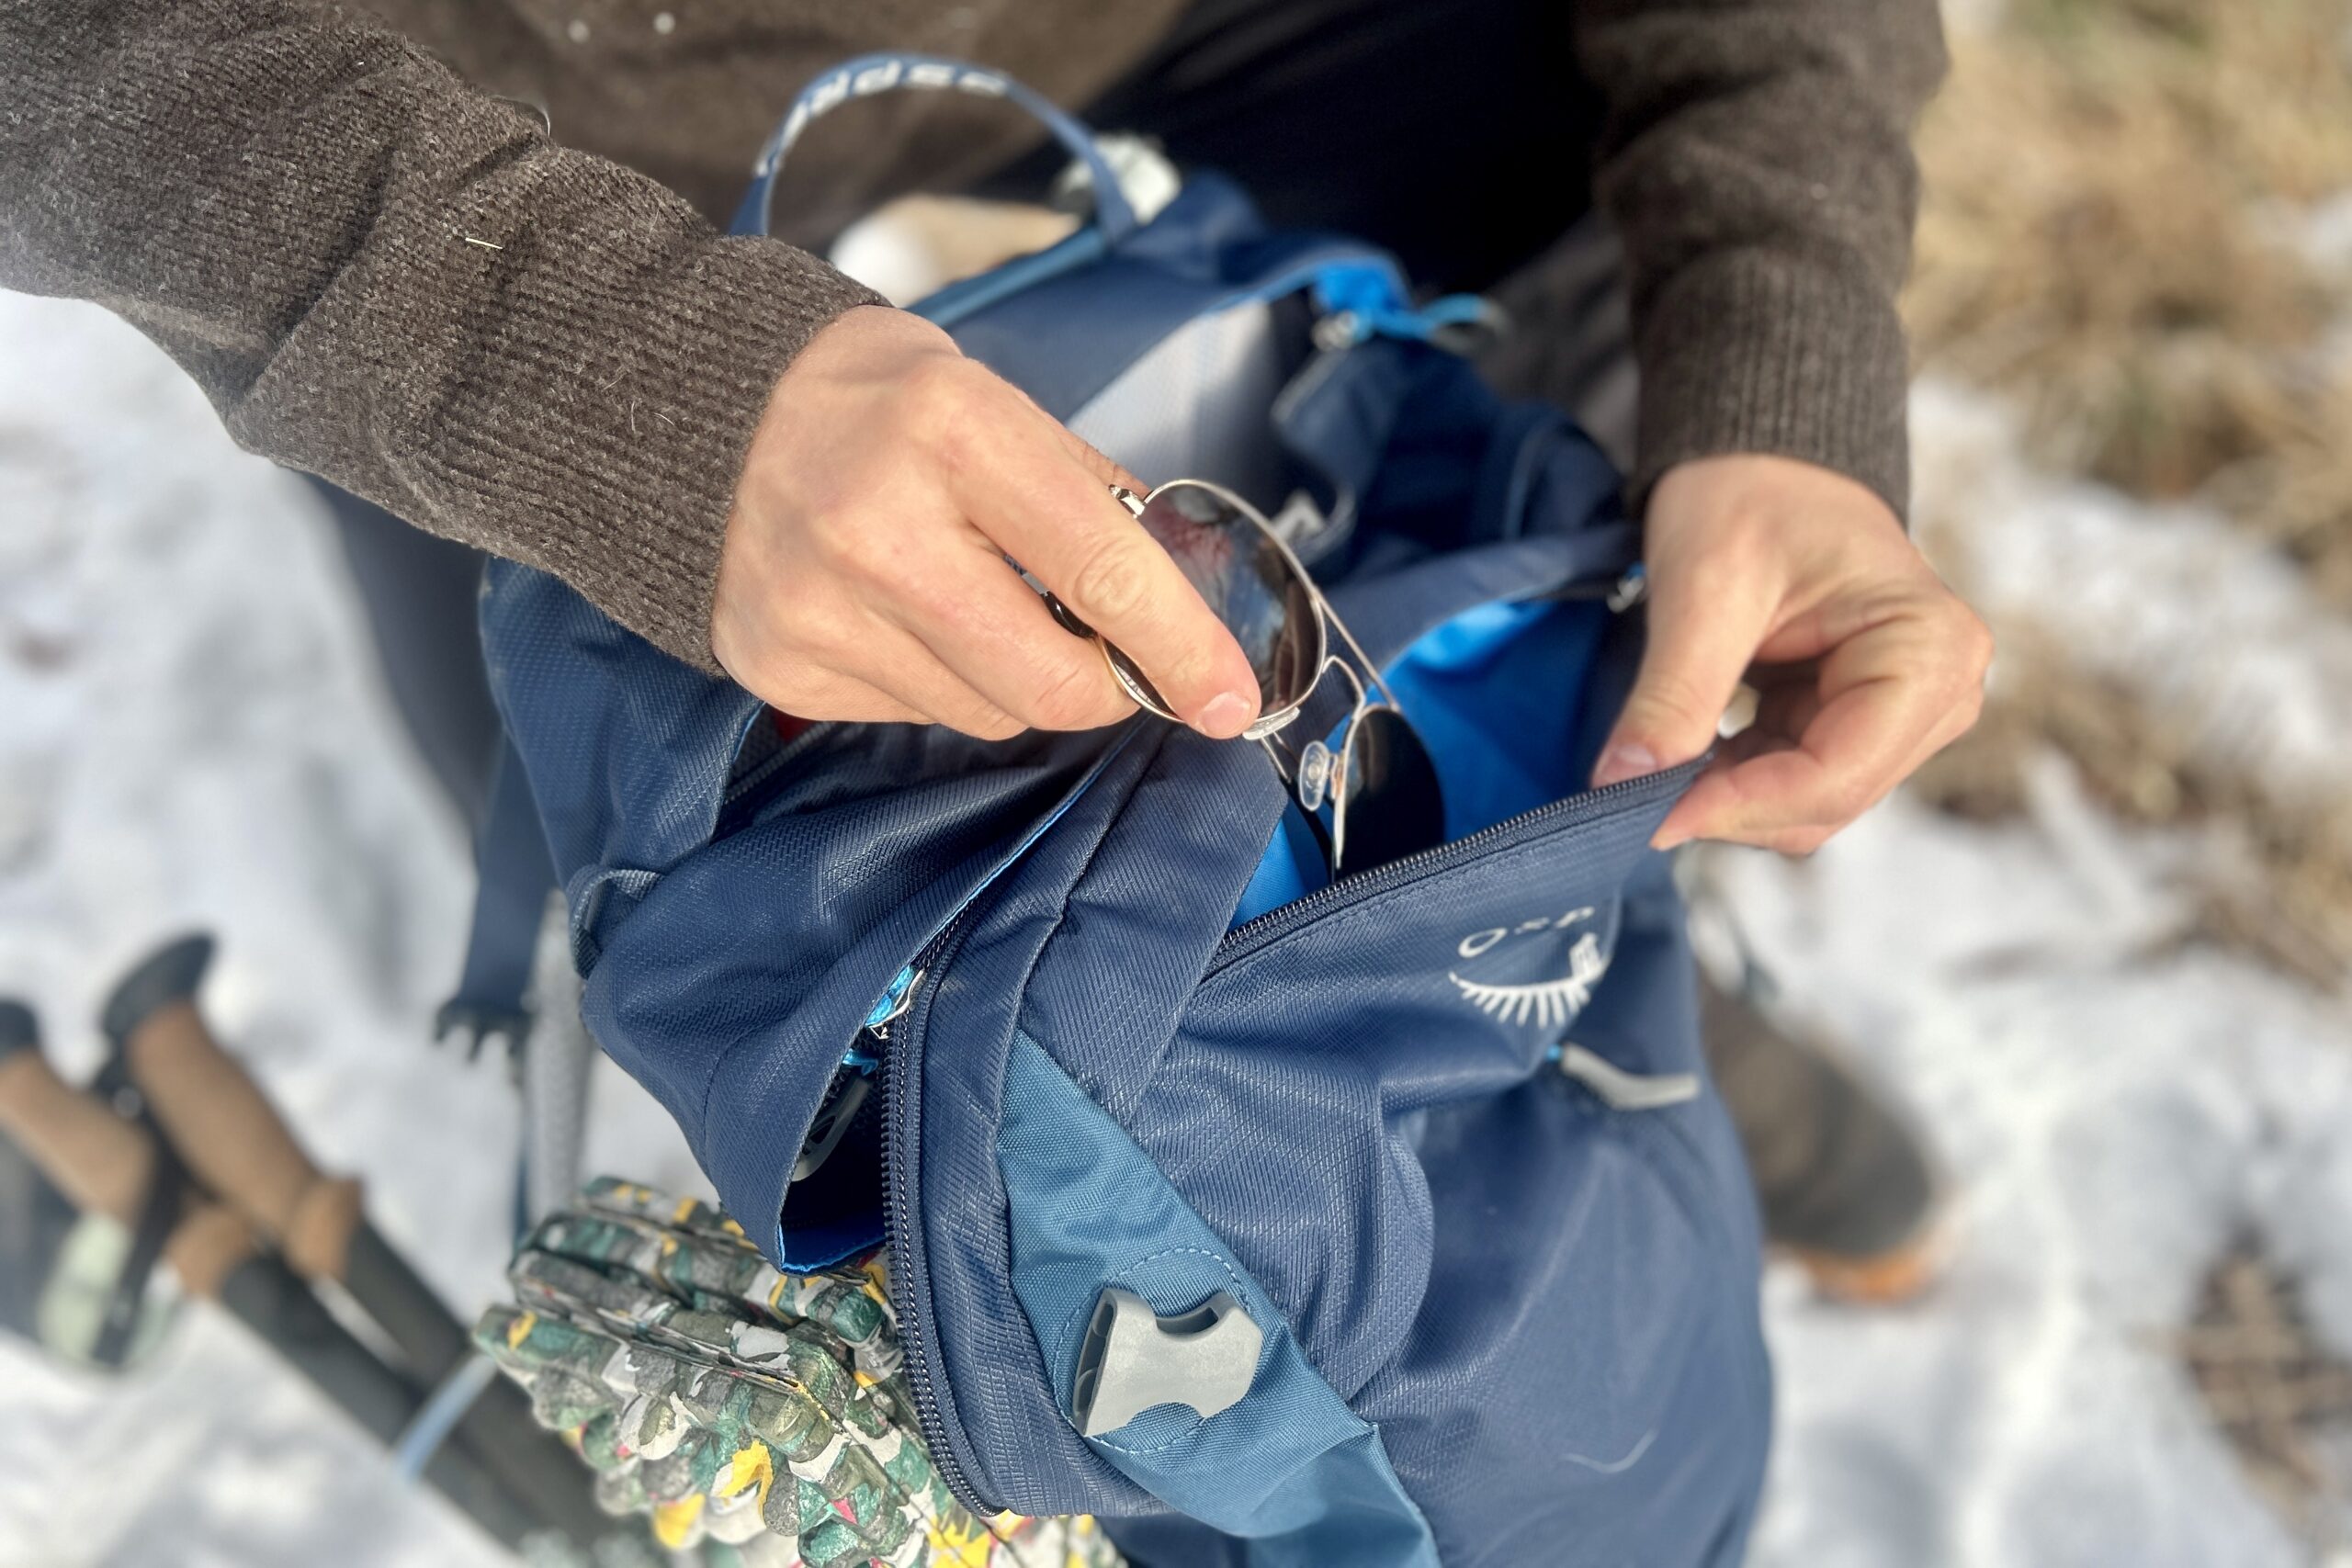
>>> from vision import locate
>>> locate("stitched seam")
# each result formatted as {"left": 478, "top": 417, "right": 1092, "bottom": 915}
{"left": 932, "top": 733, "right": 1166, "bottom": 1492}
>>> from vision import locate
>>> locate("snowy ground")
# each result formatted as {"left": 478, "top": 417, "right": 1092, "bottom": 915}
{"left": 2, "top": 290, "right": 2348, "bottom": 1566}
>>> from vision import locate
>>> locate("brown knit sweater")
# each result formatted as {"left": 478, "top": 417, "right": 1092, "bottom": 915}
{"left": 0, "top": 0, "right": 1945, "bottom": 671}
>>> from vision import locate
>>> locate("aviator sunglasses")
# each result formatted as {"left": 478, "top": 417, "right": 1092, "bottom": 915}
{"left": 1038, "top": 479, "right": 1445, "bottom": 875}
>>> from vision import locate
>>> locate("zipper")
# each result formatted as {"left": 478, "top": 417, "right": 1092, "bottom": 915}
{"left": 1210, "top": 754, "right": 1707, "bottom": 973}
{"left": 715, "top": 715, "right": 840, "bottom": 837}
{"left": 792, "top": 969, "right": 921, "bottom": 1185}
{"left": 854, "top": 693, "right": 1687, "bottom": 1508}
{"left": 877, "top": 762, "right": 1702, "bottom": 1515}
{"left": 876, "top": 912, "right": 999, "bottom": 1516}
{"left": 860, "top": 729, "right": 1147, "bottom": 1513}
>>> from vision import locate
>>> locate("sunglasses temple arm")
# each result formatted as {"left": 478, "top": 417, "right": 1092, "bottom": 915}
{"left": 1329, "top": 748, "right": 1350, "bottom": 874}
{"left": 1308, "top": 586, "right": 1405, "bottom": 711}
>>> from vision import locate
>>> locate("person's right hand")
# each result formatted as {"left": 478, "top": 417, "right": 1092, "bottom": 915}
{"left": 713, "top": 305, "right": 1262, "bottom": 740}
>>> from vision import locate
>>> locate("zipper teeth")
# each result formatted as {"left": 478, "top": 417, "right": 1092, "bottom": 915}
{"left": 1212, "top": 757, "right": 1706, "bottom": 964}
{"left": 879, "top": 915, "right": 994, "bottom": 1516}
{"left": 876, "top": 753, "right": 1696, "bottom": 1509}
{"left": 871, "top": 730, "right": 1142, "bottom": 1515}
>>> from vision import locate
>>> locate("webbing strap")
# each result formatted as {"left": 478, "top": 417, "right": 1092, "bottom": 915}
{"left": 437, "top": 737, "right": 556, "bottom": 1058}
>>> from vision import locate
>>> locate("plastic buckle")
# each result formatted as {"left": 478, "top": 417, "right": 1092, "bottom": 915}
{"left": 1069, "top": 1286, "right": 1262, "bottom": 1438}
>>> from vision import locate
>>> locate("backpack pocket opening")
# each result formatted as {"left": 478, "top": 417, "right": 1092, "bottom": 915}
{"left": 1227, "top": 583, "right": 1657, "bottom": 933}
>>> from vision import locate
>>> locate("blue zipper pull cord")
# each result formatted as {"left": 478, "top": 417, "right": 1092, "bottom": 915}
{"left": 1309, "top": 263, "right": 1503, "bottom": 354}
{"left": 854, "top": 964, "right": 922, "bottom": 1058}
{"left": 792, "top": 965, "right": 926, "bottom": 1186}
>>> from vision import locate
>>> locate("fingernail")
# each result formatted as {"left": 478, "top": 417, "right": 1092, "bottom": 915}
{"left": 1591, "top": 740, "right": 1657, "bottom": 788}
{"left": 1197, "top": 691, "right": 1256, "bottom": 740}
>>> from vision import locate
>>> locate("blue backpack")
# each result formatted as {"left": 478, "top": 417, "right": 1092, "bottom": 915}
{"left": 474, "top": 54, "right": 1770, "bottom": 1568}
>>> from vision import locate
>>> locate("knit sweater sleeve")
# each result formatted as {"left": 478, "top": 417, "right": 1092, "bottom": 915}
{"left": 0, "top": 0, "right": 882, "bottom": 670}
{"left": 1571, "top": 0, "right": 1948, "bottom": 516}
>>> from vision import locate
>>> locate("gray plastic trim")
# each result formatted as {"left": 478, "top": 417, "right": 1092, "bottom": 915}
{"left": 1070, "top": 1286, "right": 1262, "bottom": 1438}
{"left": 1556, "top": 1044, "right": 1702, "bottom": 1111}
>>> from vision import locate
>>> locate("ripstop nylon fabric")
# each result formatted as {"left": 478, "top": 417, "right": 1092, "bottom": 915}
{"left": 477, "top": 54, "right": 1773, "bottom": 1566}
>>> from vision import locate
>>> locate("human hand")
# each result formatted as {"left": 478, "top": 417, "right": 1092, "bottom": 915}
{"left": 1591, "top": 454, "right": 1993, "bottom": 853}
{"left": 712, "top": 306, "right": 1261, "bottom": 740}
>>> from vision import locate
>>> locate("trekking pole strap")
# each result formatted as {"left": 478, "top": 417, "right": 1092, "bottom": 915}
{"left": 393, "top": 1351, "right": 503, "bottom": 1483}
{"left": 89, "top": 1133, "right": 189, "bottom": 1366}
{"left": 102, "top": 936, "right": 368, "bottom": 1281}
{"left": 439, "top": 737, "right": 558, "bottom": 1057}
{"left": 211, "top": 1259, "right": 544, "bottom": 1551}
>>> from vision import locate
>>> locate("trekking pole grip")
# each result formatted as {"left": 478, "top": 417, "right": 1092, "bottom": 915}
{"left": 101, "top": 935, "right": 364, "bottom": 1281}
{"left": 6, "top": 999, "right": 571, "bottom": 1551}
{"left": 0, "top": 1009, "right": 255, "bottom": 1296}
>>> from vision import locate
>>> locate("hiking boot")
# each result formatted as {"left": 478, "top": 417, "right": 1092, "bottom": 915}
{"left": 1698, "top": 971, "right": 1947, "bottom": 1303}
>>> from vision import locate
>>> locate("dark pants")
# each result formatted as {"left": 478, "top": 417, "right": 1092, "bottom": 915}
{"left": 332, "top": 0, "right": 1636, "bottom": 820}
{"left": 1003, "top": 0, "right": 1639, "bottom": 457}
{"left": 311, "top": 480, "right": 503, "bottom": 832}
{"left": 1019, "top": 0, "right": 1600, "bottom": 293}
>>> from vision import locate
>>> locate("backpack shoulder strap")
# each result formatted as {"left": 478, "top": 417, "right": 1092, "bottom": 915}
{"left": 436, "top": 736, "right": 556, "bottom": 1059}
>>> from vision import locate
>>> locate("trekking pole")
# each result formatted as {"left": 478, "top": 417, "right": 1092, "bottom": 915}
{"left": 0, "top": 1001, "right": 542, "bottom": 1554}
{"left": 96, "top": 935, "right": 604, "bottom": 1543}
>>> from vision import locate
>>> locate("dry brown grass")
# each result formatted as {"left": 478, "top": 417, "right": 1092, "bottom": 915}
{"left": 2207, "top": 367, "right": 2352, "bottom": 604}
{"left": 2175, "top": 1241, "right": 2352, "bottom": 1551}
{"left": 1908, "top": 0, "right": 2352, "bottom": 584}
{"left": 1903, "top": 0, "right": 2352, "bottom": 985}
{"left": 1907, "top": 617, "right": 2352, "bottom": 987}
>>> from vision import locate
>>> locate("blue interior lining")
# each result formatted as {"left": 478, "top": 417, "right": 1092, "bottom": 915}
{"left": 1228, "top": 597, "right": 1608, "bottom": 928}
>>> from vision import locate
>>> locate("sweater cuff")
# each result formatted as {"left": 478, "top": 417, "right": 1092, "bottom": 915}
{"left": 1626, "top": 249, "right": 1914, "bottom": 522}
{"left": 430, "top": 238, "right": 885, "bottom": 673}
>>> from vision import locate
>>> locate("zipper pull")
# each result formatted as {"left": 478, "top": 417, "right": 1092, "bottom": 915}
{"left": 796, "top": 967, "right": 929, "bottom": 1186}
{"left": 861, "top": 966, "right": 924, "bottom": 1046}
{"left": 1545, "top": 562, "right": 1647, "bottom": 611}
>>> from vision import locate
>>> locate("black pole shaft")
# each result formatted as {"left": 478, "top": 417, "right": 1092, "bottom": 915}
{"left": 344, "top": 1224, "right": 605, "bottom": 1540}
{"left": 215, "top": 1256, "right": 540, "bottom": 1553}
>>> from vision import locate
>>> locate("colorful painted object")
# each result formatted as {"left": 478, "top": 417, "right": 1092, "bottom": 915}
{"left": 476, "top": 1178, "right": 1123, "bottom": 1567}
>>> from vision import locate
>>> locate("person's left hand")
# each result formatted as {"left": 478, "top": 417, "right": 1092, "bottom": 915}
{"left": 1590, "top": 453, "right": 1993, "bottom": 854}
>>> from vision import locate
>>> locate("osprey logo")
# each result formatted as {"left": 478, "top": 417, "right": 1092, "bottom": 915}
{"left": 1446, "top": 907, "right": 1611, "bottom": 1029}
{"left": 1450, "top": 934, "right": 1610, "bottom": 1028}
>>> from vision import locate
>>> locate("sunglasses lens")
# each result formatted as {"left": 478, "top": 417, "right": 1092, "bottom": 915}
{"left": 1339, "top": 707, "right": 1446, "bottom": 871}
{"left": 1104, "top": 482, "right": 1323, "bottom": 719}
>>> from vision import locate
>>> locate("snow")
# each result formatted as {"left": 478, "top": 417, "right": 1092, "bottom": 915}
{"left": 4, "top": 290, "right": 2348, "bottom": 1564}
{"left": 1909, "top": 377, "right": 2352, "bottom": 818}
{"left": 1723, "top": 791, "right": 2351, "bottom": 1568}
{"left": 0, "top": 292, "right": 701, "bottom": 1567}
{"left": 1730, "top": 380, "right": 2352, "bottom": 1567}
